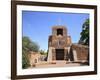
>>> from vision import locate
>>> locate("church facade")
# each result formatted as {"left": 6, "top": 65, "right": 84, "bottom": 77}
{"left": 47, "top": 25, "right": 89, "bottom": 64}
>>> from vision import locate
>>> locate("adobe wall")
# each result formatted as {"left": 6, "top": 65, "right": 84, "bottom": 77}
{"left": 71, "top": 44, "right": 89, "bottom": 61}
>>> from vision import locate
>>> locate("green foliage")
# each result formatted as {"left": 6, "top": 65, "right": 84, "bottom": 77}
{"left": 79, "top": 19, "right": 89, "bottom": 46}
{"left": 22, "top": 50, "right": 30, "bottom": 69}
{"left": 39, "top": 50, "right": 48, "bottom": 55}
{"left": 22, "top": 36, "right": 40, "bottom": 69}
{"left": 22, "top": 36, "right": 39, "bottom": 52}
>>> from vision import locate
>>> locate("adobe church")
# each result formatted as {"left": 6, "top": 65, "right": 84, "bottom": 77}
{"left": 47, "top": 25, "right": 89, "bottom": 64}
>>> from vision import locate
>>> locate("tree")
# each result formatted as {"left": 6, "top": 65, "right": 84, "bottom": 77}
{"left": 22, "top": 50, "right": 30, "bottom": 69}
{"left": 79, "top": 19, "right": 89, "bottom": 46}
{"left": 22, "top": 36, "right": 40, "bottom": 69}
{"left": 39, "top": 50, "right": 47, "bottom": 55}
{"left": 22, "top": 36, "right": 39, "bottom": 52}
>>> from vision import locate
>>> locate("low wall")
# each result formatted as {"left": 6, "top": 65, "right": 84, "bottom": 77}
{"left": 71, "top": 44, "right": 89, "bottom": 62}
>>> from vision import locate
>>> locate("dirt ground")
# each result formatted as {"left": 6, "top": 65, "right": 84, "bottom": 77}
{"left": 28, "top": 60, "right": 88, "bottom": 68}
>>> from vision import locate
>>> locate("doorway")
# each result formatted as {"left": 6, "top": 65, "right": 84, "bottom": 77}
{"left": 56, "top": 49, "right": 64, "bottom": 60}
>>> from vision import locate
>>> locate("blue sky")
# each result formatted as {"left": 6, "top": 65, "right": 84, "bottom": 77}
{"left": 22, "top": 11, "right": 89, "bottom": 51}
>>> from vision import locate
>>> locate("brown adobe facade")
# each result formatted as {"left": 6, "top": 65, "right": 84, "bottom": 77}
{"left": 28, "top": 25, "right": 89, "bottom": 67}
{"left": 28, "top": 51, "right": 46, "bottom": 67}
{"left": 47, "top": 25, "right": 89, "bottom": 64}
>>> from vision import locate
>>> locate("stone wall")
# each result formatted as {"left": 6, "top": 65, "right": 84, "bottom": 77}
{"left": 71, "top": 44, "right": 89, "bottom": 62}
{"left": 28, "top": 51, "right": 46, "bottom": 67}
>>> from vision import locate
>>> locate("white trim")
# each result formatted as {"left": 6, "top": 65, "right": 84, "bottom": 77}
{"left": 17, "top": 5, "right": 95, "bottom": 75}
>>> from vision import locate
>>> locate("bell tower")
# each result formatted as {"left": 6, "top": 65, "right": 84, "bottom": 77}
{"left": 52, "top": 26, "right": 67, "bottom": 37}
{"left": 48, "top": 25, "right": 72, "bottom": 62}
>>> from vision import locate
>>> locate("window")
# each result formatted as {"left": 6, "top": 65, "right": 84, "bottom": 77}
{"left": 57, "top": 29, "right": 63, "bottom": 36}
